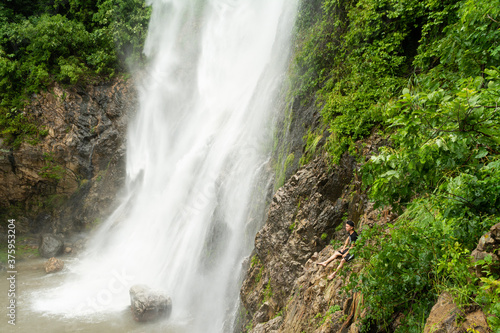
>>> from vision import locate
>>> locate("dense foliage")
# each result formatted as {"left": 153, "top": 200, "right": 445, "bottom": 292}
{"left": 291, "top": 0, "right": 500, "bottom": 331}
{"left": 353, "top": 69, "right": 500, "bottom": 331}
{"left": 0, "top": 0, "right": 151, "bottom": 146}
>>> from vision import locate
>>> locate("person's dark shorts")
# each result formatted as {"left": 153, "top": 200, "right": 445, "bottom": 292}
{"left": 339, "top": 249, "right": 355, "bottom": 262}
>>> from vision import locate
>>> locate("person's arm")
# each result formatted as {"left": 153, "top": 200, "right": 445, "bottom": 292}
{"left": 342, "top": 239, "right": 355, "bottom": 257}
{"left": 341, "top": 236, "right": 349, "bottom": 251}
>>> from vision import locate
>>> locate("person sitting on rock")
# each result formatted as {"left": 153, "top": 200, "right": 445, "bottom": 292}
{"left": 316, "top": 220, "right": 358, "bottom": 280}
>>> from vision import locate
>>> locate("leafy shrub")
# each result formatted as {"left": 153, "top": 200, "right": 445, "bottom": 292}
{"left": 291, "top": 0, "right": 460, "bottom": 163}
{"left": 93, "top": 0, "right": 151, "bottom": 69}
{"left": 363, "top": 69, "right": 500, "bottom": 212}
{"left": 289, "top": 0, "right": 500, "bottom": 330}
{"left": 416, "top": 0, "right": 500, "bottom": 77}
{"left": 476, "top": 255, "right": 500, "bottom": 330}
{"left": 38, "top": 152, "right": 65, "bottom": 181}
{"left": 0, "top": 0, "right": 151, "bottom": 146}
{"left": 347, "top": 203, "right": 440, "bottom": 330}
{"left": 349, "top": 68, "right": 500, "bottom": 330}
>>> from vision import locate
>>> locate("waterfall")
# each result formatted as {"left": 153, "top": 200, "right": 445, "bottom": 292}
{"left": 32, "top": 0, "right": 297, "bottom": 331}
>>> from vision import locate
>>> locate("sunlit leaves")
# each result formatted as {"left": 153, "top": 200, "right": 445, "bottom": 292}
{"left": 416, "top": 0, "right": 500, "bottom": 76}
{"left": 364, "top": 69, "right": 500, "bottom": 210}
{"left": 356, "top": 67, "right": 500, "bottom": 331}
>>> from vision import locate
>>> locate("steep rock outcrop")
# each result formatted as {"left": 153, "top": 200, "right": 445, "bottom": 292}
{"left": 0, "top": 78, "right": 136, "bottom": 234}
{"left": 240, "top": 155, "right": 365, "bottom": 332}
{"left": 241, "top": 155, "right": 355, "bottom": 315}
{"left": 423, "top": 293, "right": 489, "bottom": 333}
{"left": 471, "top": 222, "right": 500, "bottom": 277}
{"left": 239, "top": 135, "right": 394, "bottom": 333}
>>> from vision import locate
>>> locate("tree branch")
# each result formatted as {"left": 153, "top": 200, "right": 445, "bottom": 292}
{"left": 487, "top": 14, "right": 500, "bottom": 25}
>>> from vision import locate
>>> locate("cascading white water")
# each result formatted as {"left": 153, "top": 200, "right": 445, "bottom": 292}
{"left": 32, "top": 0, "right": 297, "bottom": 331}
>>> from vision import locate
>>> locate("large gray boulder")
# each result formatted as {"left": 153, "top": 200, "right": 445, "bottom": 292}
{"left": 129, "top": 284, "right": 172, "bottom": 322}
{"left": 39, "top": 234, "right": 64, "bottom": 258}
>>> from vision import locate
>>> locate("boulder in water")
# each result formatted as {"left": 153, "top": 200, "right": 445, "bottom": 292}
{"left": 39, "top": 234, "right": 64, "bottom": 258}
{"left": 44, "top": 257, "right": 64, "bottom": 273}
{"left": 129, "top": 284, "right": 172, "bottom": 322}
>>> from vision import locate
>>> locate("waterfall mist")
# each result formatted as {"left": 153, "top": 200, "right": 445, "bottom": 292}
{"left": 32, "top": 0, "right": 297, "bottom": 331}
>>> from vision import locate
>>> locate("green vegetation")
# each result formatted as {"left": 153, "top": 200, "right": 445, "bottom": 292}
{"left": 85, "top": 217, "right": 102, "bottom": 231}
{"left": 329, "top": 238, "right": 341, "bottom": 248}
{"left": 273, "top": 309, "right": 284, "bottom": 319}
{"left": 476, "top": 256, "right": 500, "bottom": 329}
{"left": 250, "top": 254, "right": 265, "bottom": 284}
{"left": 263, "top": 279, "right": 273, "bottom": 302}
{"left": 316, "top": 305, "right": 341, "bottom": 326}
{"left": 38, "top": 193, "right": 67, "bottom": 210}
{"left": 0, "top": 0, "right": 151, "bottom": 146}
{"left": 250, "top": 254, "right": 260, "bottom": 268}
{"left": 274, "top": 152, "right": 295, "bottom": 190}
{"left": 244, "top": 321, "right": 253, "bottom": 332}
{"left": 299, "top": 127, "right": 324, "bottom": 166}
{"left": 350, "top": 69, "right": 500, "bottom": 331}
{"left": 255, "top": 266, "right": 264, "bottom": 284}
{"left": 292, "top": 0, "right": 499, "bottom": 163}
{"left": 365, "top": 72, "right": 500, "bottom": 214}
{"left": 38, "top": 152, "right": 66, "bottom": 181}
{"left": 291, "top": 0, "right": 500, "bottom": 331}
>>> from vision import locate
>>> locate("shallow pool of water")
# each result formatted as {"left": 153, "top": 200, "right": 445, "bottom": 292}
{"left": 1, "top": 258, "right": 189, "bottom": 333}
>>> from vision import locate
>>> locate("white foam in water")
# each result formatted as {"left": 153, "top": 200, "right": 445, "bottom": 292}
{"left": 32, "top": 0, "right": 297, "bottom": 331}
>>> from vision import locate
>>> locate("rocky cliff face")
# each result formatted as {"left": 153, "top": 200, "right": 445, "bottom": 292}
{"left": 0, "top": 78, "right": 136, "bottom": 234}
{"left": 238, "top": 136, "right": 399, "bottom": 333}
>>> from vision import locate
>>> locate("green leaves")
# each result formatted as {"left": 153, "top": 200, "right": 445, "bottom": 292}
{"left": 416, "top": 0, "right": 500, "bottom": 77}
{"left": 347, "top": 204, "right": 441, "bottom": 330}
{"left": 93, "top": 0, "right": 151, "bottom": 69}
{"left": 356, "top": 68, "right": 500, "bottom": 331}
{"left": 291, "top": 0, "right": 463, "bottom": 163}
{"left": 0, "top": 0, "right": 151, "bottom": 146}
{"left": 363, "top": 69, "right": 500, "bottom": 210}
{"left": 291, "top": 0, "right": 500, "bottom": 330}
